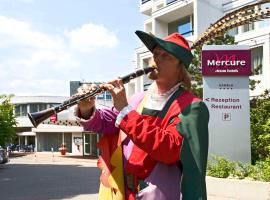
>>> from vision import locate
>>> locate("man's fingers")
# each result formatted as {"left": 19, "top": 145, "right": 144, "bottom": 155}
{"left": 106, "top": 80, "right": 118, "bottom": 87}
{"left": 101, "top": 83, "right": 115, "bottom": 91}
{"left": 76, "top": 83, "right": 99, "bottom": 104}
{"left": 106, "top": 79, "right": 123, "bottom": 89}
{"left": 77, "top": 83, "right": 98, "bottom": 95}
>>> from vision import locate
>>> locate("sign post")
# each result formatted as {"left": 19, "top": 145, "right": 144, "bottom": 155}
{"left": 202, "top": 45, "right": 251, "bottom": 163}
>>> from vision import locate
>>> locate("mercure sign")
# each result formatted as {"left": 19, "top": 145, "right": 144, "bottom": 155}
{"left": 202, "top": 49, "right": 251, "bottom": 76}
{"left": 202, "top": 45, "right": 251, "bottom": 163}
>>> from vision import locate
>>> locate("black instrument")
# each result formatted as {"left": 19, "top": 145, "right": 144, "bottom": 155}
{"left": 28, "top": 67, "right": 155, "bottom": 127}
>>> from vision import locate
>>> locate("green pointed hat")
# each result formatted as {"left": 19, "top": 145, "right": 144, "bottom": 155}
{"left": 135, "top": 30, "right": 193, "bottom": 68}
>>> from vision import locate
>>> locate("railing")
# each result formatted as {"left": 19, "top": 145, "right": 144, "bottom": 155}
{"left": 167, "top": 0, "right": 178, "bottom": 5}
{"left": 141, "top": 0, "right": 182, "bottom": 6}
{"left": 181, "top": 30, "right": 194, "bottom": 37}
{"left": 141, "top": 0, "right": 151, "bottom": 4}
{"left": 143, "top": 83, "right": 151, "bottom": 91}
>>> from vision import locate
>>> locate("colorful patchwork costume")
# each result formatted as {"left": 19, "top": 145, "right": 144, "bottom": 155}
{"left": 77, "top": 31, "right": 209, "bottom": 200}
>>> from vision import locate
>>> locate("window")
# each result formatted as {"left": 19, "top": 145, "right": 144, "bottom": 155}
{"left": 259, "top": 3, "right": 270, "bottom": 28}
{"left": 227, "top": 27, "right": 238, "bottom": 36}
{"left": 49, "top": 103, "right": 60, "bottom": 108}
{"left": 21, "top": 105, "right": 27, "bottom": 116}
{"left": 168, "top": 15, "right": 193, "bottom": 37}
{"left": 30, "top": 104, "right": 38, "bottom": 113}
{"left": 38, "top": 104, "right": 47, "bottom": 111}
{"left": 97, "top": 93, "right": 104, "bottom": 100}
{"left": 15, "top": 104, "right": 27, "bottom": 116}
{"left": 242, "top": 22, "right": 254, "bottom": 32}
{"left": 251, "top": 46, "right": 263, "bottom": 75}
{"left": 15, "top": 106, "right": 20, "bottom": 117}
{"left": 105, "top": 92, "right": 112, "bottom": 100}
{"left": 178, "top": 15, "right": 193, "bottom": 36}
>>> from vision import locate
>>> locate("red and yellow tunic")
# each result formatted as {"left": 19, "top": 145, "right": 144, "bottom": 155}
{"left": 78, "top": 86, "right": 209, "bottom": 200}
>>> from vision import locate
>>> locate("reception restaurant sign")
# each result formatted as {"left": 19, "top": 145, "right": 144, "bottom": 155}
{"left": 202, "top": 45, "right": 251, "bottom": 163}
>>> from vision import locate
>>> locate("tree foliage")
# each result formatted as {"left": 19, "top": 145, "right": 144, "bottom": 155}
{"left": 0, "top": 94, "right": 17, "bottom": 146}
{"left": 250, "top": 90, "right": 270, "bottom": 163}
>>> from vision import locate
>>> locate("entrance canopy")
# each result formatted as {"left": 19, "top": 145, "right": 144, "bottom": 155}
{"left": 32, "top": 124, "right": 83, "bottom": 133}
{"left": 17, "top": 132, "right": 36, "bottom": 136}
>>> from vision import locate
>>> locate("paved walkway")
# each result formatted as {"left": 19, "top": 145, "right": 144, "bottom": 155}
{"left": 0, "top": 152, "right": 100, "bottom": 200}
{"left": 9, "top": 152, "right": 98, "bottom": 166}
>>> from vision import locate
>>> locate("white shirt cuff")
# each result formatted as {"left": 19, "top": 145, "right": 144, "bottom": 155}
{"left": 115, "top": 105, "right": 133, "bottom": 127}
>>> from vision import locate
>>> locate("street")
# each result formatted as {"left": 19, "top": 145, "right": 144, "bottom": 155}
{"left": 0, "top": 153, "right": 100, "bottom": 200}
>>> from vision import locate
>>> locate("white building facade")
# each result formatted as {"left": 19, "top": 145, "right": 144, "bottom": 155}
{"left": 12, "top": 85, "right": 113, "bottom": 156}
{"left": 12, "top": 96, "right": 66, "bottom": 150}
{"left": 12, "top": 96, "right": 88, "bottom": 155}
{"left": 224, "top": 0, "right": 270, "bottom": 96}
{"left": 128, "top": 0, "right": 270, "bottom": 98}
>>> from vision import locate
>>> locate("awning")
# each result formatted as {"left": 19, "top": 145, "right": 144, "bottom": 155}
{"left": 32, "top": 124, "right": 83, "bottom": 133}
{"left": 17, "top": 132, "right": 36, "bottom": 136}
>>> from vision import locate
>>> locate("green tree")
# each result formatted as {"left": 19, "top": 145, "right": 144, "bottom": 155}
{"left": 0, "top": 94, "right": 17, "bottom": 147}
{"left": 250, "top": 90, "right": 270, "bottom": 163}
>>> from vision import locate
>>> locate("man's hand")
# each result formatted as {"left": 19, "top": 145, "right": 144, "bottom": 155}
{"left": 76, "top": 83, "right": 97, "bottom": 119}
{"left": 101, "top": 79, "right": 128, "bottom": 111}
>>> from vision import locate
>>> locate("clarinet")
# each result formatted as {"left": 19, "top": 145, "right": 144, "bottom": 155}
{"left": 28, "top": 67, "right": 156, "bottom": 127}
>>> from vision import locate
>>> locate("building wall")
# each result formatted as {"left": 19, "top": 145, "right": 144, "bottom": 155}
{"left": 194, "top": 0, "right": 223, "bottom": 38}
{"left": 226, "top": 1, "right": 270, "bottom": 96}
{"left": 12, "top": 91, "right": 106, "bottom": 156}
{"left": 135, "top": 0, "right": 270, "bottom": 96}
{"left": 12, "top": 96, "right": 84, "bottom": 155}
{"left": 133, "top": 0, "right": 223, "bottom": 98}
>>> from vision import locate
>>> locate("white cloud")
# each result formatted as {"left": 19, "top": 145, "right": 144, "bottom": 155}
{"left": 8, "top": 78, "right": 69, "bottom": 96}
{"left": 0, "top": 16, "right": 64, "bottom": 49}
{"left": 0, "top": 16, "right": 119, "bottom": 52}
{"left": 64, "top": 23, "right": 119, "bottom": 52}
{"left": 0, "top": 16, "right": 120, "bottom": 96}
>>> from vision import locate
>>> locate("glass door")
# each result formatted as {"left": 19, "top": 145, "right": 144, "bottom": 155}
{"left": 84, "top": 134, "right": 90, "bottom": 155}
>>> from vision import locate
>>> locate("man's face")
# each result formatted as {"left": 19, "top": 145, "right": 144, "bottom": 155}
{"left": 148, "top": 47, "right": 181, "bottom": 83}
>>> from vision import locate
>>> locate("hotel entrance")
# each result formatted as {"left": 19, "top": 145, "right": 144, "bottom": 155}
{"left": 36, "top": 132, "right": 72, "bottom": 153}
{"left": 32, "top": 124, "right": 83, "bottom": 154}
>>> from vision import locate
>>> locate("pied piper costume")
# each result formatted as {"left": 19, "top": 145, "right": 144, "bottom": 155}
{"left": 76, "top": 31, "right": 209, "bottom": 200}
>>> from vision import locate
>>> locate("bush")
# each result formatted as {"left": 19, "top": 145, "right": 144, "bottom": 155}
{"left": 231, "top": 162, "right": 250, "bottom": 179}
{"left": 248, "top": 158, "right": 270, "bottom": 182}
{"left": 207, "top": 156, "right": 235, "bottom": 178}
{"left": 207, "top": 156, "right": 270, "bottom": 182}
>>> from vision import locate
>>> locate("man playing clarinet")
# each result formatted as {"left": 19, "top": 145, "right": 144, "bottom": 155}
{"left": 75, "top": 30, "right": 209, "bottom": 200}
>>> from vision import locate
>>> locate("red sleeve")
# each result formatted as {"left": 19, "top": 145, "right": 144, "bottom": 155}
{"left": 119, "top": 110, "right": 183, "bottom": 164}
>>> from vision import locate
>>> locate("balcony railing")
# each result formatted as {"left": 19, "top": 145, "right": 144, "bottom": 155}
{"left": 181, "top": 30, "right": 194, "bottom": 37}
{"left": 167, "top": 0, "right": 178, "bottom": 5}
{"left": 141, "top": 0, "right": 151, "bottom": 4}
{"left": 141, "top": 0, "right": 180, "bottom": 6}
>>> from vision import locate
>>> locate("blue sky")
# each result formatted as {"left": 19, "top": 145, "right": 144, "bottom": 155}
{"left": 0, "top": 0, "right": 145, "bottom": 96}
